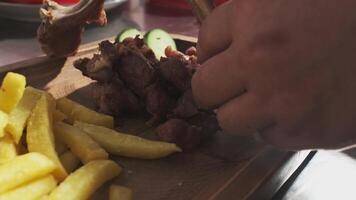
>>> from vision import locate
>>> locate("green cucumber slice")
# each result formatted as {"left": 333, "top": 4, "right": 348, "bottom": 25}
{"left": 144, "top": 29, "right": 177, "bottom": 59}
{"left": 116, "top": 28, "right": 142, "bottom": 43}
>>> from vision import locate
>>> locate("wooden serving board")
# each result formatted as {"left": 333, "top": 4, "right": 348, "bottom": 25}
{"left": 0, "top": 35, "right": 313, "bottom": 200}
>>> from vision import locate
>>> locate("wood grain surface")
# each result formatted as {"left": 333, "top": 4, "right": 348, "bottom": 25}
{"left": 0, "top": 36, "right": 312, "bottom": 200}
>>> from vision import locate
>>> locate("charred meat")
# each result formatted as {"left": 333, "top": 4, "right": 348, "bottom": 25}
{"left": 75, "top": 38, "right": 220, "bottom": 151}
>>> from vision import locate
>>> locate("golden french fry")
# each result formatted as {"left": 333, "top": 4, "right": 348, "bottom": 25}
{"left": 54, "top": 122, "right": 108, "bottom": 164}
{"left": 0, "top": 175, "right": 57, "bottom": 200}
{"left": 55, "top": 137, "right": 68, "bottom": 155}
{"left": 0, "top": 72, "right": 26, "bottom": 113}
{"left": 48, "top": 160, "right": 122, "bottom": 200}
{"left": 0, "top": 152, "right": 56, "bottom": 193}
{"left": 6, "top": 87, "right": 42, "bottom": 143}
{"left": 39, "top": 195, "right": 49, "bottom": 200}
{"left": 56, "top": 97, "right": 113, "bottom": 128}
{"left": 0, "top": 111, "right": 8, "bottom": 138}
{"left": 74, "top": 122, "right": 181, "bottom": 159}
{"left": 109, "top": 185, "right": 133, "bottom": 200}
{"left": 27, "top": 94, "right": 67, "bottom": 181}
{"left": 59, "top": 151, "right": 81, "bottom": 173}
{"left": 0, "top": 134, "right": 17, "bottom": 164}
{"left": 53, "top": 109, "right": 67, "bottom": 122}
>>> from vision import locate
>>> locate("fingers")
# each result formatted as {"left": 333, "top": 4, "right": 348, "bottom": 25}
{"left": 197, "top": 1, "right": 233, "bottom": 63}
{"left": 192, "top": 46, "right": 245, "bottom": 109}
{"left": 216, "top": 93, "right": 273, "bottom": 136}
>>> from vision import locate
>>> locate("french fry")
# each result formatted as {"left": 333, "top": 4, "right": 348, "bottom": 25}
{"left": 0, "top": 175, "right": 57, "bottom": 200}
{"left": 53, "top": 109, "right": 67, "bottom": 122}
{"left": 0, "top": 134, "right": 17, "bottom": 164}
{"left": 27, "top": 94, "right": 67, "bottom": 181}
{"left": 0, "top": 152, "right": 56, "bottom": 193}
{"left": 109, "top": 185, "right": 133, "bottom": 200}
{"left": 0, "top": 111, "right": 8, "bottom": 138}
{"left": 6, "top": 87, "right": 42, "bottom": 143}
{"left": 0, "top": 72, "right": 26, "bottom": 113}
{"left": 59, "top": 151, "right": 80, "bottom": 173}
{"left": 55, "top": 137, "right": 68, "bottom": 155}
{"left": 39, "top": 195, "right": 49, "bottom": 200}
{"left": 74, "top": 122, "right": 182, "bottom": 159}
{"left": 48, "top": 160, "right": 122, "bottom": 200}
{"left": 56, "top": 97, "right": 113, "bottom": 128}
{"left": 54, "top": 122, "right": 108, "bottom": 164}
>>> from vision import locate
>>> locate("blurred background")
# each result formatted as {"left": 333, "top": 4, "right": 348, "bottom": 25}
{"left": 0, "top": 0, "right": 227, "bottom": 66}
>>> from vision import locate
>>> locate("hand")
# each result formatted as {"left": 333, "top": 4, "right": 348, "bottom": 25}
{"left": 192, "top": 0, "right": 356, "bottom": 149}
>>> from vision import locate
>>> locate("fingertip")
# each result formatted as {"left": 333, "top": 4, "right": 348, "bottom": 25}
{"left": 196, "top": 1, "right": 233, "bottom": 63}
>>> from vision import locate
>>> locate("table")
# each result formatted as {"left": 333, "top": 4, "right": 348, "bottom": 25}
{"left": 1, "top": 1, "right": 356, "bottom": 199}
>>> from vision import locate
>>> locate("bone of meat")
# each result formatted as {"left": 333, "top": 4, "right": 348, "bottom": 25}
{"left": 37, "top": 0, "right": 107, "bottom": 57}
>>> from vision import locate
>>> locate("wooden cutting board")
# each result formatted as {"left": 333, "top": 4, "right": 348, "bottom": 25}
{"left": 0, "top": 35, "right": 313, "bottom": 200}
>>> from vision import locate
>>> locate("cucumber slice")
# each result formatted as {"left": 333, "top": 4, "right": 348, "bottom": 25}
{"left": 144, "top": 29, "right": 177, "bottom": 59}
{"left": 116, "top": 28, "right": 142, "bottom": 43}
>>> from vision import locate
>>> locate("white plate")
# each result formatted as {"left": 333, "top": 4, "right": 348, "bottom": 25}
{"left": 0, "top": 0, "right": 127, "bottom": 22}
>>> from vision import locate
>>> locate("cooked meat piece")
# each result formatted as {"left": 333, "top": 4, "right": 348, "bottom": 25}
{"left": 188, "top": 112, "right": 220, "bottom": 137}
{"left": 92, "top": 77, "right": 142, "bottom": 116}
{"left": 121, "top": 37, "right": 158, "bottom": 65}
{"left": 158, "top": 57, "right": 192, "bottom": 92}
{"left": 140, "top": 45, "right": 158, "bottom": 64}
{"left": 99, "top": 40, "right": 118, "bottom": 63}
{"left": 171, "top": 90, "right": 198, "bottom": 118}
{"left": 73, "top": 57, "right": 90, "bottom": 72}
{"left": 145, "top": 82, "right": 174, "bottom": 118}
{"left": 73, "top": 36, "right": 217, "bottom": 150}
{"left": 156, "top": 119, "right": 203, "bottom": 151}
{"left": 74, "top": 54, "right": 113, "bottom": 82}
{"left": 116, "top": 47, "right": 156, "bottom": 97}
{"left": 37, "top": 0, "right": 106, "bottom": 57}
{"left": 156, "top": 112, "right": 219, "bottom": 150}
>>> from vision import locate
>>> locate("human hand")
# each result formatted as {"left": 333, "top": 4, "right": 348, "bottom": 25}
{"left": 192, "top": 0, "right": 356, "bottom": 149}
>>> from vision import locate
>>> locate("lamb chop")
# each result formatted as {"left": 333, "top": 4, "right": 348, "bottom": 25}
{"left": 37, "top": 0, "right": 107, "bottom": 57}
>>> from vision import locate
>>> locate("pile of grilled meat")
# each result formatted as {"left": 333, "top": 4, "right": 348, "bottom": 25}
{"left": 74, "top": 37, "right": 219, "bottom": 151}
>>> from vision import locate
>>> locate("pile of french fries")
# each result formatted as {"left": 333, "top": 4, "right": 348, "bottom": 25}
{"left": 0, "top": 72, "right": 181, "bottom": 200}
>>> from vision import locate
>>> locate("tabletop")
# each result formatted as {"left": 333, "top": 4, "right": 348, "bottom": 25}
{"left": 0, "top": 1, "right": 356, "bottom": 199}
